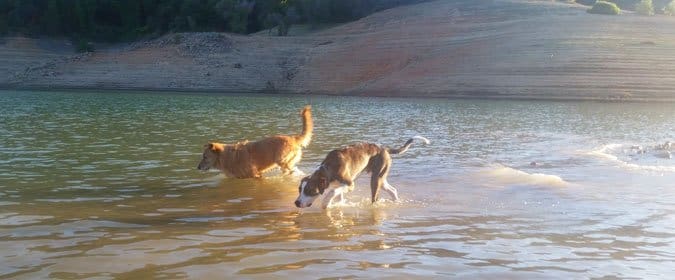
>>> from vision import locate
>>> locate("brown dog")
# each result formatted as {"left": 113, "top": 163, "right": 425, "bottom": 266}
{"left": 294, "top": 136, "right": 429, "bottom": 209}
{"left": 197, "top": 106, "right": 312, "bottom": 178}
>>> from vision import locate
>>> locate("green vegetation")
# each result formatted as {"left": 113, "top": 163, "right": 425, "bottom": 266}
{"left": 588, "top": 1, "right": 622, "bottom": 14}
{"left": 576, "top": 0, "right": 598, "bottom": 5}
{"left": 605, "top": 0, "right": 640, "bottom": 9}
{"left": 0, "top": 0, "right": 425, "bottom": 41}
{"left": 74, "top": 37, "right": 94, "bottom": 53}
{"left": 665, "top": 0, "right": 675, "bottom": 14}
{"left": 0, "top": 16, "right": 7, "bottom": 35}
{"left": 635, "top": 0, "right": 655, "bottom": 14}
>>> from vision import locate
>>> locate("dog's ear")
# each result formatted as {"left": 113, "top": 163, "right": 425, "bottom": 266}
{"left": 208, "top": 143, "right": 225, "bottom": 152}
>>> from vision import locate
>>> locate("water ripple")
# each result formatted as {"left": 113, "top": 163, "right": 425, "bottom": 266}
{"left": 0, "top": 91, "right": 674, "bottom": 278}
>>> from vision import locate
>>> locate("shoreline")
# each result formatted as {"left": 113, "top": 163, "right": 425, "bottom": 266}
{"left": 2, "top": 0, "right": 675, "bottom": 102}
{"left": 3, "top": 86, "right": 673, "bottom": 103}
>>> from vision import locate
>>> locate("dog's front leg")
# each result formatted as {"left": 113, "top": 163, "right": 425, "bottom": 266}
{"left": 322, "top": 186, "right": 349, "bottom": 209}
{"left": 333, "top": 189, "right": 345, "bottom": 204}
{"left": 321, "top": 188, "right": 337, "bottom": 209}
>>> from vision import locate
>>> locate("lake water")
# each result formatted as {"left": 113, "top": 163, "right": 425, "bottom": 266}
{"left": 1, "top": 90, "right": 674, "bottom": 279}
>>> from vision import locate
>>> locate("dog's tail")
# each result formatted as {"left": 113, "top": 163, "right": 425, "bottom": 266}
{"left": 388, "top": 136, "right": 430, "bottom": 155}
{"left": 295, "top": 105, "right": 313, "bottom": 147}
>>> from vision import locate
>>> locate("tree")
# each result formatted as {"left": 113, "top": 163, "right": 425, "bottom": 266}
{"left": 0, "top": 1, "right": 8, "bottom": 35}
{"left": 120, "top": 0, "right": 142, "bottom": 31}
{"left": 0, "top": 0, "right": 430, "bottom": 41}
{"left": 42, "top": 0, "right": 61, "bottom": 35}
{"left": 635, "top": 0, "right": 655, "bottom": 15}
{"left": 0, "top": 16, "right": 6, "bottom": 35}
{"left": 74, "top": 0, "right": 93, "bottom": 35}
{"left": 215, "top": 0, "right": 252, "bottom": 34}
{"left": 665, "top": 0, "right": 675, "bottom": 15}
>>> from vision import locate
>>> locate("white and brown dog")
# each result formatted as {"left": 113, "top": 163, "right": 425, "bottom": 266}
{"left": 197, "top": 106, "right": 312, "bottom": 178}
{"left": 294, "top": 136, "right": 429, "bottom": 209}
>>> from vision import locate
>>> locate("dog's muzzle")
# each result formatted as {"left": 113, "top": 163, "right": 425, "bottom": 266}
{"left": 294, "top": 200, "right": 311, "bottom": 208}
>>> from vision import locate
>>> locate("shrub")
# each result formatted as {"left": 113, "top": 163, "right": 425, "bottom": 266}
{"left": 605, "top": 0, "right": 640, "bottom": 9}
{"left": 588, "top": 1, "right": 622, "bottom": 14}
{"left": 73, "top": 38, "right": 95, "bottom": 53}
{"left": 665, "top": 0, "right": 675, "bottom": 14}
{"left": 172, "top": 34, "right": 183, "bottom": 44}
{"left": 635, "top": 0, "right": 655, "bottom": 14}
{"left": 0, "top": 16, "right": 6, "bottom": 35}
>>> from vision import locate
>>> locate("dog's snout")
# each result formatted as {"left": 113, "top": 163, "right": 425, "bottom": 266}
{"left": 294, "top": 200, "right": 301, "bottom": 208}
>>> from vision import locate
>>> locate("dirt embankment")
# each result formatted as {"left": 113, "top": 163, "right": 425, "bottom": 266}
{"left": 2, "top": 0, "right": 675, "bottom": 101}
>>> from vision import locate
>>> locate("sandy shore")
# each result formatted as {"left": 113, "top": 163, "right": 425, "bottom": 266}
{"left": 2, "top": 0, "right": 675, "bottom": 101}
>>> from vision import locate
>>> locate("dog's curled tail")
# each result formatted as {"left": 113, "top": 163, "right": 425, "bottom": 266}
{"left": 388, "top": 136, "right": 430, "bottom": 155}
{"left": 296, "top": 105, "right": 313, "bottom": 147}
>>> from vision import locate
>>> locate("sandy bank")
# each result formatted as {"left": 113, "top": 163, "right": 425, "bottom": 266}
{"left": 2, "top": 0, "right": 675, "bottom": 101}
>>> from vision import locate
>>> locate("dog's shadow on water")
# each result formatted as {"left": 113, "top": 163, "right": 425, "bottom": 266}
{"left": 107, "top": 174, "right": 302, "bottom": 224}
{"left": 194, "top": 173, "right": 303, "bottom": 211}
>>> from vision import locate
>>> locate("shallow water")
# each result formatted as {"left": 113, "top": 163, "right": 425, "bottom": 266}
{"left": 1, "top": 90, "right": 674, "bottom": 279}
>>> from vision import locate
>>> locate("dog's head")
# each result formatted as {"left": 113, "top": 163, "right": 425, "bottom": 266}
{"left": 197, "top": 143, "right": 225, "bottom": 171}
{"left": 294, "top": 170, "right": 329, "bottom": 208}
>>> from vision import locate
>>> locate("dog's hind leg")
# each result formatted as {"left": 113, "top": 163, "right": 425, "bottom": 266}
{"left": 279, "top": 166, "right": 292, "bottom": 175}
{"left": 369, "top": 154, "right": 391, "bottom": 203}
{"left": 382, "top": 179, "right": 399, "bottom": 201}
{"left": 280, "top": 149, "right": 303, "bottom": 176}
{"left": 370, "top": 174, "right": 383, "bottom": 203}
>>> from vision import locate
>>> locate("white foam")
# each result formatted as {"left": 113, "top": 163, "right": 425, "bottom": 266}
{"left": 481, "top": 165, "right": 568, "bottom": 187}
{"left": 588, "top": 143, "right": 624, "bottom": 161}
{"left": 412, "top": 135, "right": 431, "bottom": 144}
{"left": 156, "top": 208, "right": 196, "bottom": 213}
{"left": 175, "top": 217, "right": 226, "bottom": 223}
{"left": 588, "top": 144, "right": 675, "bottom": 173}
{"left": 35, "top": 197, "right": 124, "bottom": 203}
{"left": 0, "top": 214, "right": 53, "bottom": 226}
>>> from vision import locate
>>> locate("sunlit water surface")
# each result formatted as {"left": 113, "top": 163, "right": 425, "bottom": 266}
{"left": 1, "top": 90, "right": 674, "bottom": 279}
